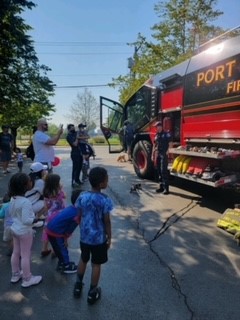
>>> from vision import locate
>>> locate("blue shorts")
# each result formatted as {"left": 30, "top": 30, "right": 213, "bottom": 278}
{"left": 80, "top": 241, "right": 108, "bottom": 265}
{"left": 79, "top": 143, "right": 94, "bottom": 156}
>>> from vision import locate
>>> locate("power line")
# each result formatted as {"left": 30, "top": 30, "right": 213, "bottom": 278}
{"left": 35, "top": 41, "right": 128, "bottom": 47}
{"left": 54, "top": 84, "right": 115, "bottom": 89}
{"left": 38, "top": 52, "right": 131, "bottom": 55}
{"left": 50, "top": 73, "right": 118, "bottom": 77}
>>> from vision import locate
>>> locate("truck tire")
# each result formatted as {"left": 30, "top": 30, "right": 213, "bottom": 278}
{"left": 132, "top": 140, "right": 154, "bottom": 179}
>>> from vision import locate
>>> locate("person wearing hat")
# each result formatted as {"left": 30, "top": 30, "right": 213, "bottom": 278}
{"left": 32, "top": 118, "right": 63, "bottom": 173}
{"left": 25, "top": 162, "right": 48, "bottom": 227}
{"left": 151, "top": 121, "right": 172, "bottom": 195}
{"left": 0, "top": 125, "right": 13, "bottom": 174}
{"left": 66, "top": 124, "right": 83, "bottom": 187}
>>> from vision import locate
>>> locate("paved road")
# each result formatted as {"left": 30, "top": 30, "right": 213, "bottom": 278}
{"left": 0, "top": 146, "right": 239, "bottom": 320}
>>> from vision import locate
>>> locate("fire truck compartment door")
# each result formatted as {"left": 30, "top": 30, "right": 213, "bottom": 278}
{"left": 100, "top": 96, "right": 125, "bottom": 153}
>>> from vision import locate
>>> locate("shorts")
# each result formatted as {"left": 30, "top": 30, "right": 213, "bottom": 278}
{"left": 79, "top": 143, "right": 93, "bottom": 156}
{"left": 0, "top": 150, "right": 11, "bottom": 162}
{"left": 80, "top": 241, "right": 108, "bottom": 265}
{"left": 79, "top": 143, "right": 88, "bottom": 155}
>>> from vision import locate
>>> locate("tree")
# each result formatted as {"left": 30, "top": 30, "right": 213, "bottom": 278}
{"left": 111, "top": 0, "right": 224, "bottom": 104}
{"left": 152, "top": 0, "right": 223, "bottom": 56}
{"left": 0, "top": 0, "right": 55, "bottom": 133}
{"left": 67, "top": 89, "right": 99, "bottom": 131}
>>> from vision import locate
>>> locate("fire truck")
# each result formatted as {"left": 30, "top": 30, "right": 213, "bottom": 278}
{"left": 100, "top": 30, "right": 240, "bottom": 190}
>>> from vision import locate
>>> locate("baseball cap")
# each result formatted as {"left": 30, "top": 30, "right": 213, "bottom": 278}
{"left": 30, "top": 162, "right": 48, "bottom": 173}
{"left": 78, "top": 123, "right": 86, "bottom": 128}
{"left": 154, "top": 121, "right": 163, "bottom": 127}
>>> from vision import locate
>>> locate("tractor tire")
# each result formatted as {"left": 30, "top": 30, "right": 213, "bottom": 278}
{"left": 132, "top": 140, "right": 154, "bottom": 179}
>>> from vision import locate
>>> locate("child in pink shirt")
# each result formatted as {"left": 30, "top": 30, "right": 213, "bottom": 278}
{"left": 41, "top": 173, "right": 66, "bottom": 257}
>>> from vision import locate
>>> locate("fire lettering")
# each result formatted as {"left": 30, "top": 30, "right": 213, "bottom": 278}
{"left": 197, "top": 59, "right": 236, "bottom": 87}
{"left": 227, "top": 80, "right": 240, "bottom": 94}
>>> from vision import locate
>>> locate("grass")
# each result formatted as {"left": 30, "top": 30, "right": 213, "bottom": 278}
{"left": 17, "top": 136, "right": 120, "bottom": 147}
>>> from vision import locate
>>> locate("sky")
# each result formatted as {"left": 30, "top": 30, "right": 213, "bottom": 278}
{"left": 22, "top": 0, "right": 240, "bottom": 126}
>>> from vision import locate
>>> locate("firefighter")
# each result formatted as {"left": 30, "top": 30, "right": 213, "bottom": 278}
{"left": 123, "top": 120, "right": 135, "bottom": 161}
{"left": 151, "top": 121, "right": 172, "bottom": 195}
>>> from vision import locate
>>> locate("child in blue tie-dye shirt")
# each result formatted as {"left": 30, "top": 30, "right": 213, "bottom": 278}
{"left": 73, "top": 166, "right": 113, "bottom": 305}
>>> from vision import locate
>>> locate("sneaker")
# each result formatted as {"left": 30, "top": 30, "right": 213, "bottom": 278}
{"left": 11, "top": 271, "right": 22, "bottom": 283}
{"left": 156, "top": 187, "right": 164, "bottom": 193}
{"left": 33, "top": 221, "right": 44, "bottom": 228}
{"left": 87, "top": 287, "right": 101, "bottom": 305}
{"left": 63, "top": 262, "right": 77, "bottom": 274}
{"left": 162, "top": 190, "right": 169, "bottom": 195}
{"left": 21, "top": 275, "right": 42, "bottom": 288}
{"left": 73, "top": 282, "right": 83, "bottom": 298}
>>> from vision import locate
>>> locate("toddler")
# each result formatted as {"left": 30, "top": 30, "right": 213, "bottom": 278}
{"left": 15, "top": 147, "right": 24, "bottom": 172}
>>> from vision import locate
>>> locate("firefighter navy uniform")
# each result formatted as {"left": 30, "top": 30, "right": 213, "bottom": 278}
{"left": 153, "top": 122, "right": 172, "bottom": 194}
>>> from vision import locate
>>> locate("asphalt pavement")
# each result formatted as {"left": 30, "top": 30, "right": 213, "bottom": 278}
{"left": 0, "top": 147, "right": 240, "bottom": 320}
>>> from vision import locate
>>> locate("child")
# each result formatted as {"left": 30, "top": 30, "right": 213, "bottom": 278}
{"left": 46, "top": 189, "right": 82, "bottom": 273}
{"left": 8, "top": 172, "right": 42, "bottom": 288}
{"left": 41, "top": 173, "right": 66, "bottom": 257}
{"left": 15, "top": 147, "right": 24, "bottom": 172}
{"left": 25, "top": 162, "right": 48, "bottom": 227}
{"left": 0, "top": 193, "right": 13, "bottom": 256}
{"left": 77, "top": 123, "right": 95, "bottom": 182}
{"left": 73, "top": 166, "right": 113, "bottom": 305}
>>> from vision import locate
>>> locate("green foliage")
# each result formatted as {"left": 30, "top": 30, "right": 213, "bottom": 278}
{"left": 110, "top": 0, "right": 224, "bottom": 105}
{"left": 91, "top": 136, "right": 106, "bottom": 144}
{"left": 0, "top": 0, "right": 55, "bottom": 129}
{"left": 152, "top": 0, "right": 223, "bottom": 55}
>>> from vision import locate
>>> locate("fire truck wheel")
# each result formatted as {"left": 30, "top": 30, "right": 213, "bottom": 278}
{"left": 132, "top": 140, "right": 154, "bottom": 179}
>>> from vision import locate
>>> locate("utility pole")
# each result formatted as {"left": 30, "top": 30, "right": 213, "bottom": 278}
{"left": 127, "top": 34, "right": 144, "bottom": 79}
{"left": 127, "top": 45, "right": 140, "bottom": 79}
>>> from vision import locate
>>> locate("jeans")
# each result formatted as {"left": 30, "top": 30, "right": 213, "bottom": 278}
{"left": 48, "top": 235, "right": 69, "bottom": 265}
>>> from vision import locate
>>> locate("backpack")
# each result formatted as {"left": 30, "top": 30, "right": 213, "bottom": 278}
{"left": 26, "top": 142, "right": 35, "bottom": 161}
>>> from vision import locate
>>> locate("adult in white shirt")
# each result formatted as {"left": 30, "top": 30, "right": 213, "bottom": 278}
{"left": 32, "top": 118, "right": 63, "bottom": 172}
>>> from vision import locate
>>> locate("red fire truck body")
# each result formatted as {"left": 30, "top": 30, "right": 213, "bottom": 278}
{"left": 100, "top": 33, "right": 240, "bottom": 189}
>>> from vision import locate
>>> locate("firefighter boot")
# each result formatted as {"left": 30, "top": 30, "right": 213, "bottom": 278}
{"left": 156, "top": 184, "right": 164, "bottom": 193}
{"left": 162, "top": 186, "right": 169, "bottom": 195}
